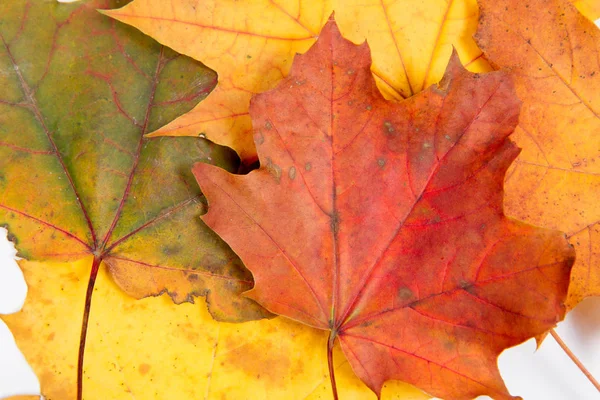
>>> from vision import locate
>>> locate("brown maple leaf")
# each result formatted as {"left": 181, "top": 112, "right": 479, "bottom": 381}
{"left": 192, "top": 20, "right": 575, "bottom": 399}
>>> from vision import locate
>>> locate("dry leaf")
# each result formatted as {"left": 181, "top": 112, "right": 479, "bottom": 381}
{"left": 193, "top": 21, "right": 575, "bottom": 399}
{"left": 0, "top": 0, "right": 268, "bottom": 396}
{"left": 105, "top": 0, "right": 490, "bottom": 162}
{"left": 476, "top": 0, "right": 600, "bottom": 310}
{"left": 2, "top": 259, "right": 430, "bottom": 399}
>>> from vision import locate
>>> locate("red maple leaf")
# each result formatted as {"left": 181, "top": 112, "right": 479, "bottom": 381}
{"left": 193, "top": 20, "right": 575, "bottom": 400}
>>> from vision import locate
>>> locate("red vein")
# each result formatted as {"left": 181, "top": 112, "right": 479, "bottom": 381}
{"left": 154, "top": 112, "right": 250, "bottom": 132}
{"left": 409, "top": 307, "right": 522, "bottom": 340}
{"left": 338, "top": 81, "right": 505, "bottom": 328}
{"left": 106, "top": 256, "right": 253, "bottom": 285}
{"left": 329, "top": 37, "right": 341, "bottom": 328}
{"left": 201, "top": 170, "right": 329, "bottom": 324}
{"left": 100, "top": 47, "right": 165, "bottom": 249}
{"left": 0, "top": 204, "right": 91, "bottom": 249}
{"left": 0, "top": 140, "right": 54, "bottom": 155}
{"left": 105, "top": 196, "right": 200, "bottom": 252}
{"left": 267, "top": 117, "right": 329, "bottom": 217}
{"left": 463, "top": 52, "right": 484, "bottom": 68}
{"left": 344, "top": 259, "right": 564, "bottom": 330}
{"left": 341, "top": 333, "right": 504, "bottom": 394}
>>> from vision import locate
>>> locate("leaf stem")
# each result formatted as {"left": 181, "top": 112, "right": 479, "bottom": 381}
{"left": 550, "top": 329, "right": 600, "bottom": 392}
{"left": 77, "top": 255, "right": 102, "bottom": 400}
{"left": 327, "top": 330, "right": 339, "bottom": 400}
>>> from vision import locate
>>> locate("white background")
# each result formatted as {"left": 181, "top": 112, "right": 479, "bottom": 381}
{"left": 1, "top": 4, "right": 600, "bottom": 400}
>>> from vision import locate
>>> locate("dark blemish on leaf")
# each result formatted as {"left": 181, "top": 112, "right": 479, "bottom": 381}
{"left": 430, "top": 215, "right": 441, "bottom": 224}
{"left": 265, "top": 121, "right": 272, "bottom": 130}
{"left": 377, "top": 158, "right": 386, "bottom": 168}
{"left": 443, "top": 340, "right": 455, "bottom": 350}
{"left": 460, "top": 280, "right": 474, "bottom": 293}
{"left": 265, "top": 157, "right": 282, "bottom": 183}
{"left": 305, "top": 162, "right": 312, "bottom": 171}
{"left": 384, "top": 121, "right": 395, "bottom": 134}
{"left": 247, "top": 55, "right": 252, "bottom": 59}
{"left": 397, "top": 287, "right": 413, "bottom": 300}
{"left": 255, "top": 131, "right": 265, "bottom": 145}
{"left": 187, "top": 273, "right": 199, "bottom": 282}
{"left": 330, "top": 212, "right": 340, "bottom": 234}
{"left": 162, "top": 244, "right": 182, "bottom": 255}
{"left": 288, "top": 166, "right": 296, "bottom": 180}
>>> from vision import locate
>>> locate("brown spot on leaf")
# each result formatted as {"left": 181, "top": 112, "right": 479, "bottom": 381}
{"left": 162, "top": 244, "right": 182, "bottom": 256}
{"left": 397, "top": 287, "right": 413, "bottom": 300}
{"left": 255, "top": 131, "right": 265, "bottom": 145}
{"left": 222, "top": 342, "right": 290, "bottom": 388}
{"left": 288, "top": 166, "right": 296, "bottom": 180}
{"left": 139, "top": 363, "right": 151, "bottom": 375}
{"left": 384, "top": 121, "right": 395, "bottom": 134}
{"left": 265, "top": 157, "right": 282, "bottom": 183}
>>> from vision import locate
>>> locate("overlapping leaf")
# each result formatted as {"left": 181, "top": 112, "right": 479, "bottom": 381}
{"left": 571, "top": 0, "right": 600, "bottom": 20}
{"left": 0, "top": 0, "right": 267, "bottom": 319}
{"left": 2, "top": 258, "right": 431, "bottom": 399}
{"left": 105, "top": 0, "right": 491, "bottom": 162}
{"left": 476, "top": 0, "right": 600, "bottom": 310}
{"left": 0, "top": 0, "right": 269, "bottom": 396}
{"left": 193, "top": 21, "right": 575, "bottom": 399}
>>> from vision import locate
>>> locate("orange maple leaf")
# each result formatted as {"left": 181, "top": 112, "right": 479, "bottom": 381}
{"left": 476, "top": 0, "right": 600, "bottom": 310}
{"left": 193, "top": 21, "right": 575, "bottom": 399}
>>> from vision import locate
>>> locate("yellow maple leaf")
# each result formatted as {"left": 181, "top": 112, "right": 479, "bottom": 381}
{"left": 105, "top": 0, "right": 490, "bottom": 163}
{"left": 2, "top": 259, "right": 430, "bottom": 399}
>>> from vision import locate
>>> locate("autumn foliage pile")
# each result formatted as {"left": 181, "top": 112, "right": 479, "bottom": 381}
{"left": 0, "top": 0, "right": 598, "bottom": 399}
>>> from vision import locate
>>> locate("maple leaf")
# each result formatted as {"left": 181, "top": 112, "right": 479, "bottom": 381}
{"left": 104, "top": 0, "right": 490, "bottom": 162}
{"left": 193, "top": 21, "right": 575, "bottom": 399}
{"left": 571, "top": 0, "right": 600, "bottom": 20}
{"left": 0, "top": 0, "right": 268, "bottom": 397}
{"left": 3, "top": 257, "right": 433, "bottom": 399}
{"left": 475, "top": 0, "right": 600, "bottom": 311}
